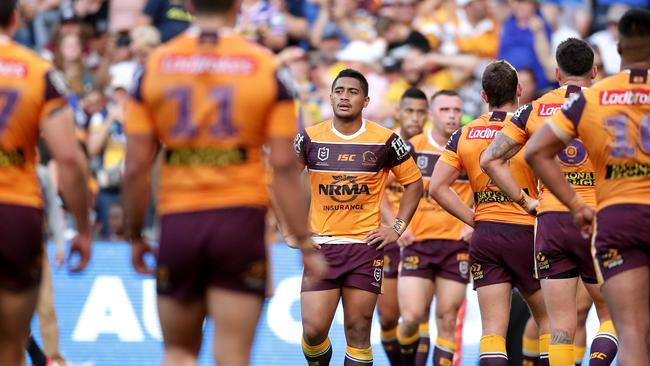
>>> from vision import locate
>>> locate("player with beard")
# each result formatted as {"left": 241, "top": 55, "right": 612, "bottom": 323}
{"left": 396, "top": 90, "right": 473, "bottom": 366}
{"left": 429, "top": 61, "right": 550, "bottom": 366}
{"left": 295, "top": 69, "right": 423, "bottom": 366}
{"left": 526, "top": 9, "right": 650, "bottom": 366}
{"left": 481, "top": 38, "right": 618, "bottom": 365}
{"left": 378, "top": 87, "right": 429, "bottom": 366}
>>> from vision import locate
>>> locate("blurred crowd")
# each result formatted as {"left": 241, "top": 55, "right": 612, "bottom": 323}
{"left": 15, "top": 0, "right": 647, "bottom": 241}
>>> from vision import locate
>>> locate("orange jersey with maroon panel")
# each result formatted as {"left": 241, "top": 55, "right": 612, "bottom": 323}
{"left": 409, "top": 131, "right": 472, "bottom": 240}
{"left": 126, "top": 30, "right": 296, "bottom": 215}
{"left": 0, "top": 39, "right": 68, "bottom": 208}
{"left": 550, "top": 69, "right": 650, "bottom": 211}
{"left": 440, "top": 111, "right": 538, "bottom": 225}
{"left": 500, "top": 85, "right": 597, "bottom": 213}
{"left": 295, "top": 120, "right": 422, "bottom": 241}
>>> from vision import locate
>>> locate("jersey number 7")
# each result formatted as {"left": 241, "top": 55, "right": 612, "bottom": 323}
{"left": 0, "top": 89, "right": 19, "bottom": 137}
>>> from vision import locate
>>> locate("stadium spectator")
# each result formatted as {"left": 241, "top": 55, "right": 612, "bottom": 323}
{"left": 109, "top": 0, "right": 147, "bottom": 33}
{"left": 588, "top": 3, "right": 628, "bottom": 76}
{"left": 138, "top": 0, "right": 192, "bottom": 42}
{"left": 238, "top": 0, "right": 289, "bottom": 51}
{"left": 52, "top": 31, "right": 95, "bottom": 95}
{"left": 498, "top": 0, "right": 555, "bottom": 93}
{"left": 309, "top": 0, "right": 377, "bottom": 47}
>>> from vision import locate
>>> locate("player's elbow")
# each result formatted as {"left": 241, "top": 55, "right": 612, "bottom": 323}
{"left": 479, "top": 152, "right": 497, "bottom": 174}
{"left": 405, "top": 178, "right": 423, "bottom": 198}
{"left": 524, "top": 143, "right": 541, "bottom": 168}
{"left": 428, "top": 179, "right": 444, "bottom": 202}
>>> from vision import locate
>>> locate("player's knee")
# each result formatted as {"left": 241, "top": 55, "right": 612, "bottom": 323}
{"left": 302, "top": 320, "right": 329, "bottom": 344}
{"left": 400, "top": 305, "right": 426, "bottom": 328}
{"left": 550, "top": 327, "right": 576, "bottom": 343}
{"left": 435, "top": 308, "right": 457, "bottom": 339}
{"left": 344, "top": 318, "right": 373, "bottom": 346}
{"left": 379, "top": 316, "right": 399, "bottom": 330}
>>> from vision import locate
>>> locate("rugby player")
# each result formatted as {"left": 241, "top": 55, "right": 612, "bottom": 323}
{"left": 0, "top": 1, "right": 91, "bottom": 363}
{"left": 378, "top": 87, "right": 429, "bottom": 366}
{"left": 481, "top": 38, "right": 618, "bottom": 365}
{"left": 429, "top": 60, "right": 550, "bottom": 366}
{"left": 295, "top": 69, "right": 423, "bottom": 366}
{"left": 123, "top": 1, "right": 327, "bottom": 365}
{"left": 525, "top": 8, "right": 650, "bottom": 366}
{"left": 395, "top": 89, "right": 472, "bottom": 366}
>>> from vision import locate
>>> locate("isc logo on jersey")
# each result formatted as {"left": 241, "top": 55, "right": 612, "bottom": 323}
{"left": 318, "top": 175, "right": 370, "bottom": 203}
{"left": 466, "top": 125, "right": 502, "bottom": 140}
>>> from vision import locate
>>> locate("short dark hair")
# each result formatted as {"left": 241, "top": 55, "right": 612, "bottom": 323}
{"left": 482, "top": 60, "right": 518, "bottom": 108}
{"left": 400, "top": 87, "right": 428, "bottom": 103}
{"left": 0, "top": 0, "right": 17, "bottom": 28}
{"left": 556, "top": 38, "right": 594, "bottom": 77}
{"left": 190, "top": 0, "right": 237, "bottom": 14}
{"left": 332, "top": 69, "right": 369, "bottom": 97}
{"left": 618, "top": 8, "right": 650, "bottom": 39}
{"left": 430, "top": 89, "right": 460, "bottom": 104}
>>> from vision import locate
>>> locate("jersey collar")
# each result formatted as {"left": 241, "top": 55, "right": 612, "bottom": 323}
{"left": 427, "top": 129, "right": 447, "bottom": 150}
{"left": 331, "top": 119, "right": 367, "bottom": 140}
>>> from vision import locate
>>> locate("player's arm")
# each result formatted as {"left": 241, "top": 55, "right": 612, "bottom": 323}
{"left": 42, "top": 107, "right": 92, "bottom": 271}
{"left": 366, "top": 135, "right": 423, "bottom": 249}
{"left": 123, "top": 69, "right": 158, "bottom": 274}
{"left": 480, "top": 132, "right": 537, "bottom": 214}
{"left": 429, "top": 161, "right": 474, "bottom": 227}
{"left": 525, "top": 93, "right": 593, "bottom": 236}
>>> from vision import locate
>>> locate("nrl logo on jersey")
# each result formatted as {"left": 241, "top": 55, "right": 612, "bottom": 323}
{"left": 317, "top": 146, "right": 330, "bottom": 161}
{"left": 416, "top": 155, "right": 429, "bottom": 170}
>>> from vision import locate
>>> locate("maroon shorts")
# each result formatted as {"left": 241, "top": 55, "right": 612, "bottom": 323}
{"left": 157, "top": 207, "right": 267, "bottom": 301}
{"left": 470, "top": 221, "right": 540, "bottom": 294}
{"left": 593, "top": 204, "right": 650, "bottom": 282}
{"left": 535, "top": 212, "right": 597, "bottom": 283}
{"left": 302, "top": 244, "right": 384, "bottom": 294}
{"left": 0, "top": 203, "right": 43, "bottom": 291}
{"left": 399, "top": 240, "right": 470, "bottom": 284}
{"left": 383, "top": 242, "right": 400, "bottom": 279}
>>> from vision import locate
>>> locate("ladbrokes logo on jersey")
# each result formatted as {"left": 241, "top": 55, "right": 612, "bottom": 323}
{"left": 538, "top": 103, "right": 562, "bottom": 117}
{"left": 466, "top": 125, "right": 502, "bottom": 140}
{"left": 600, "top": 89, "right": 650, "bottom": 105}
{"left": 318, "top": 175, "right": 370, "bottom": 203}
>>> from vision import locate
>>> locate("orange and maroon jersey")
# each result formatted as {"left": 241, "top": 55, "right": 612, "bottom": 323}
{"left": 126, "top": 29, "right": 297, "bottom": 215}
{"left": 500, "top": 85, "right": 597, "bottom": 213}
{"left": 440, "top": 111, "right": 538, "bottom": 225}
{"left": 408, "top": 131, "right": 472, "bottom": 241}
{"left": 295, "top": 120, "right": 422, "bottom": 242}
{"left": 0, "top": 38, "right": 69, "bottom": 208}
{"left": 550, "top": 69, "right": 650, "bottom": 211}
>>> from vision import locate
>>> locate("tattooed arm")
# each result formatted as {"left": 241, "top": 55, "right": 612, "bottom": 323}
{"left": 480, "top": 132, "right": 537, "bottom": 214}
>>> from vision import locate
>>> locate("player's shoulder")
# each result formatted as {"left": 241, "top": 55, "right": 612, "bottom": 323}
{"left": 364, "top": 119, "right": 399, "bottom": 141}
{"left": 0, "top": 42, "right": 52, "bottom": 74}
{"left": 303, "top": 120, "right": 331, "bottom": 139}
{"left": 408, "top": 132, "right": 427, "bottom": 146}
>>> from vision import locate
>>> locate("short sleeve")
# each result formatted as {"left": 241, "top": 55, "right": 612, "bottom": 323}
{"left": 384, "top": 133, "right": 412, "bottom": 168}
{"left": 293, "top": 129, "right": 310, "bottom": 164}
{"left": 550, "top": 91, "right": 586, "bottom": 140}
{"left": 40, "top": 69, "right": 69, "bottom": 121}
{"left": 500, "top": 104, "right": 530, "bottom": 145}
{"left": 391, "top": 157, "right": 422, "bottom": 186}
{"left": 125, "top": 67, "right": 155, "bottom": 135}
{"left": 439, "top": 128, "right": 463, "bottom": 171}
{"left": 267, "top": 67, "right": 298, "bottom": 139}
{"left": 143, "top": 0, "right": 163, "bottom": 20}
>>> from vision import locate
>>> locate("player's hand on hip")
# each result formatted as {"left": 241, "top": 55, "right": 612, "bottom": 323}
{"left": 397, "top": 229, "right": 415, "bottom": 248}
{"left": 366, "top": 225, "right": 400, "bottom": 250}
{"left": 573, "top": 205, "right": 595, "bottom": 239}
{"left": 68, "top": 233, "right": 92, "bottom": 272}
{"left": 517, "top": 190, "right": 539, "bottom": 216}
{"left": 461, "top": 224, "right": 474, "bottom": 243}
{"left": 131, "top": 238, "right": 156, "bottom": 275}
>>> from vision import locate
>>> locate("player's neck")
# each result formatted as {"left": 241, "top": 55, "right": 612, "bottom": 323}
{"left": 194, "top": 13, "right": 237, "bottom": 31}
{"left": 488, "top": 102, "right": 517, "bottom": 114}
{"left": 332, "top": 118, "right": 364, "bottom": 136}
{"left": 429, "top": 127, "right": 449, "bottom": 148}
{"left": 621, "top": 59, "right": 650, "bottom": 71}
{"left": 560, "top": 77, "right": 591, "bottom": 88}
